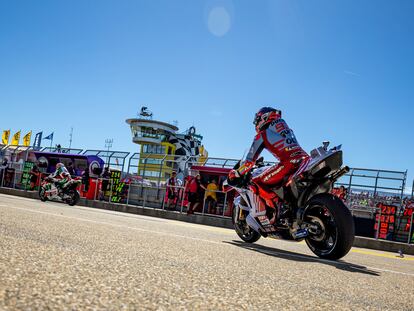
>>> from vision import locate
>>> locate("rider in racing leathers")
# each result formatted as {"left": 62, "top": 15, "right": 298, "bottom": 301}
{"left": 229, "top": 107, "right": 310, "bottom": 215}
{"left": 50, "top": 163, "right": 71, "bottom": 193}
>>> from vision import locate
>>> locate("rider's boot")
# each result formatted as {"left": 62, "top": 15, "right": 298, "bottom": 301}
{"left": 55, "top": 183, "right": 63, "bottom": 196}
{"left": 277, "top": 201, "right": 291, "bottom": 219}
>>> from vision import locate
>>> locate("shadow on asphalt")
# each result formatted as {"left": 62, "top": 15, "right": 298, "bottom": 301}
{"left": 225, "top": 240, "right": 380, "bottom": 276}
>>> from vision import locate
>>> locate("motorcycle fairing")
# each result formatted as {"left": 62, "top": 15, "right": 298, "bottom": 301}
{"left": 235, "top": 187, "right": 277, "bottom": 234}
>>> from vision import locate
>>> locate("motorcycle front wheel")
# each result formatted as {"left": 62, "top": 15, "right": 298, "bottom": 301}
{"left": 39, "top": 187, "right": 47, "bottom": 202}
{"left": 232, "top": 207, "right": 261, "bottom": 243}
{"left": 304, "top": 193, "right": 355, "bottom": 260}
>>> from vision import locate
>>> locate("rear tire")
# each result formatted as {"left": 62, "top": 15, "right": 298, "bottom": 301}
{"left": 304, "top": 193, "right": 354, "bottom": 260}
{"left": 232, "top": 206, "right": 261, "bottom": 243}
{"left": 67, "top": 189, "right": 80, "bottom": 206}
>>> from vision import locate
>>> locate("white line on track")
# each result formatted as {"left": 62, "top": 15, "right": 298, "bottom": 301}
{"left": 2, "top": 203, "right": 414, "bottom": 278}
{"left": 0, "top": 194, "right": 170, "bottom": 223}
{"left": 0, "top": 194, "right": 39, "bottom": 203}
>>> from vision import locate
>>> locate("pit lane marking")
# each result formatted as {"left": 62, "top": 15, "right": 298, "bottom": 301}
{"left": 351, "top": 249, "right": 414, "bottom": 261}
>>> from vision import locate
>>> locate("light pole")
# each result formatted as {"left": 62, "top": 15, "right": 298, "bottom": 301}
{"left": 105, "top": 138, "right": 113, "bottom": 167}
{"left": 69, "top": 127, "right": 73, "bottom": 149}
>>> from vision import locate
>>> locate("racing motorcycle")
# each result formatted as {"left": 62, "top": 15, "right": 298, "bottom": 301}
{"left": 228, "top": 142, "right": 355, "bottom": 260}
{"left": 39, "top": 176, "right": 81, "bottom": 206}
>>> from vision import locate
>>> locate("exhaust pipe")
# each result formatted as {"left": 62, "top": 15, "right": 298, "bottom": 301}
{"left": 330, "top": 166, "right": 350, "bottom": 181}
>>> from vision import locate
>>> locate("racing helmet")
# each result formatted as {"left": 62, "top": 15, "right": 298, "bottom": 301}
{"left": 253, "top": 107, "right": 281, "bottom": 132}
{"left": 56, "top": 162, "right": 65, "bottom": 169}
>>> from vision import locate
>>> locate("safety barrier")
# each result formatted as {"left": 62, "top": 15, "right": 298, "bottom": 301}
{"left": 124, "top": 184, "right": 234, "bottom": 218}
{"left": 200, "top": 189, "right": 233, "bottom": 217}
{"left": 160, "top": 184, "right": 187, "bottom": 212}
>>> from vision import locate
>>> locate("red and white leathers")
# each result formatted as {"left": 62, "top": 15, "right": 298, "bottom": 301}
{"left": 50, "top": 163, "right": 71, "bottom": 188}
{"left": 237, "top": 115, "right": 310, "bottom": 210}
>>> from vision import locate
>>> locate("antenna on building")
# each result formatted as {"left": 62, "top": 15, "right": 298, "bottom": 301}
{"left": 139, "top": 106, "right": 153, "bottom": 119}
{"left": 105, "top": 138, "right": 113, "bottom": 166}
{"left": 188, "top": 126, "right": 196, "bottom": 135}
{"left": 69, "top": 127, "right": 73, "bottom": 149}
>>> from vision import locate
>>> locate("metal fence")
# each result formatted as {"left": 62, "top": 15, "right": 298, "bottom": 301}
{"left": 335, "top": 168, "right": 413, "bottom": 243}
{"left": 336, "top": 167, "right": 407, "bottom": 209}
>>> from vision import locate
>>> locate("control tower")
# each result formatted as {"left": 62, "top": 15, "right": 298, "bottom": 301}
{"left": 126, "top": 107, "right": 207, "bottom": 183}
{"left": 126, "top": 107, "right": 178, "bottom": 145}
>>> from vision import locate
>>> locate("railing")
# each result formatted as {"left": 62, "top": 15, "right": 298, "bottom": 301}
{"left": 200, "top": 188, "right": 232, "bottom": 217}
{"left": 123, "top": 184, "right": 234, "bottom": 217}
{"left": 160, "top": 185, "right": 187, "bottom": 212}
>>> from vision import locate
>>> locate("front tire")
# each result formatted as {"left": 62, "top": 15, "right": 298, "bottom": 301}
{"left": 304, "top": 193, "right": 355, "bottom": 260}
{"left": 39, "top": 188, "right": 47, "bottom": 202}
{"left": 232, "top": 206, "right": 261, "bottom": 243}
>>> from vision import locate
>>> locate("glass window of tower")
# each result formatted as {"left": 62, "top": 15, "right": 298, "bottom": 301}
{"left": 143, "top": 144, "right": 166, "bottom": 154}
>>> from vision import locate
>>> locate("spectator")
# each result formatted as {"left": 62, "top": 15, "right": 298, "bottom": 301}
{"left": 187, "top": 174, "right": 206, "bottom": 215}
{"left": 100, "top": 167, "right": 111, "bottom": 200}
{"left": 332, "top": 185, "right": 348, "bottom": 201}
{"left": 205, "top": 179, "right": 218, "bottom": 214}
{"left": 67, "top": 162, "right": 75, "bottom": 177}
{"left": 1, "top": 158, "right": 8, "bottom": 168}
{"left": 0, "top": 158, "right": 8, "bottom": 186}
{"left": 82, "top": 167, "right": 90, "bottom": 194}
{"left": 339, "top": 186, "right": 347, "bottom": 199}
{"left": 166, "top": 171, "right": 182, "bottom": 210}
{"left": 29, "top": 164, "right": 40, "bottom": 190}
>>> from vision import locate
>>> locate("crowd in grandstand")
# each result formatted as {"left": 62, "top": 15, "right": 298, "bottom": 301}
{"left": 332, "top": 186, "right": 412, "bottom": 211}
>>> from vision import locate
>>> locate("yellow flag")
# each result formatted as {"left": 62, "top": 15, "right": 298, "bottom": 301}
{"left": 11, "top": 130, "right": 21, "bottom": 146}
{"left": 23, "top": 131, "right": 32, "bottom": 147}
{"left": 1, "top": 130, "right": 10, "bottom": 145}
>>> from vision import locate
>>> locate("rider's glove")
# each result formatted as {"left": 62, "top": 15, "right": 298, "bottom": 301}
{"left": 238, "top": 160, "right": 254, "bottom": 176}
{"left": 228, "top": 169, "right": 241, "bottom": 180}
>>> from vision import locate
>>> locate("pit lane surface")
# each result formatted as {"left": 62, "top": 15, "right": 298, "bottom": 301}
{"left": 0, "top": 194, "right": 413, "bottom": 310}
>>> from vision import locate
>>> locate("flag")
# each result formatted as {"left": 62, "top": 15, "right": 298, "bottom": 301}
{"left": 1, "top": 130, "right": 10, "bottom": 145}
{"left": 33, "top": 131, "right": 42, "bottom": 149}
{"left": 44, "top": 132, "right": 54, "bottom": 140}
{"left": 23, "top": 131, "right": 32, "bottom": 147}
{"left": 11, "top": 130, "right": 21, "bottom": 146}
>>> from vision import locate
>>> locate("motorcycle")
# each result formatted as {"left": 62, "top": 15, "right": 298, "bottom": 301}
{"left": 39, "top": 176, "right": 82, "bottom": 206}
{"left": 228, "top": 141, "right": 355, "bottom": 260}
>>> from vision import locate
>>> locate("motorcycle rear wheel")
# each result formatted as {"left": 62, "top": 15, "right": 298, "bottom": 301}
{"left": 66, "top": 189, "right": 80, "bottom": 206}
{"left": 304, "top": 193, "right": 355, "bottom": 260}
{"left": 232, "top": 207, "right": 261, "bottom": 243}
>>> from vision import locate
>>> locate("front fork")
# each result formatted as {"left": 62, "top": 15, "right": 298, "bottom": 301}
{"left": 233, "top": 203, "right": 247, "bottom": 224}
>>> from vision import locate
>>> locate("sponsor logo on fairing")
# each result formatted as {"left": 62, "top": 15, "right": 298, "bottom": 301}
{"left": 263, "top": 166, "right": 284, "bottom": 182}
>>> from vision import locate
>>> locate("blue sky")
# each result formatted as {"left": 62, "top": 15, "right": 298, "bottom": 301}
{"left": 0, "top": 0, "right": 413, "bottom": 192}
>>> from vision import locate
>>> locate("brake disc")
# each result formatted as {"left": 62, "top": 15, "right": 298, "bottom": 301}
{"left": 306, "top": 216, "right": 326, "bottom": 242}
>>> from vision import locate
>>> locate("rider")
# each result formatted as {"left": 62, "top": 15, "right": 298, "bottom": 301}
{"left": 229, "top": 107, "right": 310, "bottom": 213}
{"left": 49, "top": 163, "right": 71, "bottom": 193}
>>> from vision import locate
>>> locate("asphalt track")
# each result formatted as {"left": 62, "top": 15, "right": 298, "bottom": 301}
{"left": 0, "top": 194, "right": 413, "bottom": 310}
